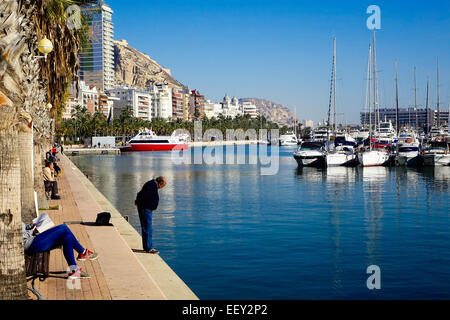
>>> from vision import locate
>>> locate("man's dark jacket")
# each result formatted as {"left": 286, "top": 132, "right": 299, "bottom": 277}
{"left": 136, "top": 179, "right": 159, "bottom": 210}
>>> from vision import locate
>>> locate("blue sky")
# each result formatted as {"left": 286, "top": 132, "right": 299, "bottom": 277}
{"left": 106, "top": 0, "right": 450, "bottom": 124}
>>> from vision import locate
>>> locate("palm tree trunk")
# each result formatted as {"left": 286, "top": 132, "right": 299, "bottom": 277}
{"left": 0, "top": 93, "right": 28, "bottom": 300}
{"left": 19, "top": 122, "right": 36, "bottom": 223}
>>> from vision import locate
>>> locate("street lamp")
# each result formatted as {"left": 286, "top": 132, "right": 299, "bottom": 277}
{"left": 36, "top": 37, "right": 53, "bottom": 61}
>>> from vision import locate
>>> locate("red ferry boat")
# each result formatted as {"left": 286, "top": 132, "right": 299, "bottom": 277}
{"left": 119, "top": 131, "right": 189, "bottom": 152}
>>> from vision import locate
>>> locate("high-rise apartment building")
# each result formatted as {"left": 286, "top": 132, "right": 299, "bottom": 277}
{"left": 189, "top": 90, "right": 205, "bottom": 119}
{"left": 149, "top": 84, "right": 172, "bottom": 119}
{"left": 172, "top": 87, "right": 189, "bottom": 120}
{"left": 79, "top": 2, "right": 115, "bottom": 92}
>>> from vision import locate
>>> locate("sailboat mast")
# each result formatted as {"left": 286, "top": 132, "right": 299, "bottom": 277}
{"left": 368, "top": 44, "right": 372, "bottom": 151}
{"left": 333, "top": 37, "right": 337, "bottom": 138}
{"left": 414, "top": 66, "right": 418, "bottom": 130}
{"left": 395, "top": 61, "right": 399, "bottom": 136}
{"left": 437, "top": 58, "right": 440, "bottom": 128}
{"left": 373, "top": 31, "right": 379, "bottom": 132}
{"left": 294, "top": 106, "right": 297, "bottom": 137}
{"left": 426, "top": 77, "right": 429, "bottom": 134}
{"left": 326, "top": 37, "right": 335, "bottom": 151}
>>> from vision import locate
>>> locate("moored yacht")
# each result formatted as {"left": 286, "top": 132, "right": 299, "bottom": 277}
{"left": 421, "top": 141, "right": 450, "bottom": 166}
{"left": 279, "top": 132, "right": 298, "bottom": 147}
{"left": 326, "top": 134, "right": 358, "bottom": 167}
{"left": 293, "top": 141, "right": 326, "bottom": 167}
{"left": 395, "top": 136, "right": 421, "bottom": 166}
{"left": 120, "top": 130, "right": 188, "bottom": 152}
{"left": 358, "top": 148, "right": 390, "bottom": 167}
{"left": 311, "top": 126, "right": 332, "bottom": 142}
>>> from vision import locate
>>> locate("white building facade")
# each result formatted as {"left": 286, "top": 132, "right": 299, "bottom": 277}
{"left": 242, "top": 101, "right": 258, "bottom": 119}
{"left": 63, "top": 81, "right": 100, "bottom": 119}
{"left": 148, "top": 84, "right": 172, "bottom": 119}
{"left": 204, "top": 100, "right": 224, "bottom": 119}
{"left": 107, "top": 86, "right": 152, "bottom": 121}
{"left": 221, "top": 94, "right": 243, "bottom": 118}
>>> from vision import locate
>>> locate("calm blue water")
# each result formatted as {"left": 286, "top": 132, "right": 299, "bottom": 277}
{"left": 69, "top": 146, "right": 450, "bottom": 299}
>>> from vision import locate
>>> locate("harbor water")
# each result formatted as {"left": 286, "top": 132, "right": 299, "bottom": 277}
{"left": 68, "top": 146, "right": 450, "bottom": 299}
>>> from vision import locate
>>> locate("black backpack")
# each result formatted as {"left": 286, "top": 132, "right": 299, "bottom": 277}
{"left": 95, "top": 212, "right": 112, "bottom": 226}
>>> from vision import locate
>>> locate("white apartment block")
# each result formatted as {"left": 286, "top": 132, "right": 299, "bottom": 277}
{"left": 63, "top": 81, "right": 99, "bottom": 119}
{"left": 242, "top": 101, "right": 258, "bottom": 119}
{"left": 204, "top": 100, "right": 224, "bottom": 119}
{"left": 107, "top": 86, "right": 152, "bottom": 121}
{"left": 148, "top": 84, "right": 172, "bottom": 119}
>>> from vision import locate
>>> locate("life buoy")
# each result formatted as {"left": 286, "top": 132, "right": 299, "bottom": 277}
{"left": 406, "top": 138, "right": 412, "bottom": 144}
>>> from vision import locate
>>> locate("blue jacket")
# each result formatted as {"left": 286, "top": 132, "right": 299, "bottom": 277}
{"left": 136, "top": 180, "right": 159, "bottom": 210}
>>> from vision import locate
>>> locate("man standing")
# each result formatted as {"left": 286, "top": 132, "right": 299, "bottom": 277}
{"left": 135, "top": 176, "right": 166, "bottom": 254}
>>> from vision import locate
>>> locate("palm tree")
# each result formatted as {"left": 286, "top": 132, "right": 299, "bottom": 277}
{"left": 0, "top": 0, "right": 97, "bottom": 299}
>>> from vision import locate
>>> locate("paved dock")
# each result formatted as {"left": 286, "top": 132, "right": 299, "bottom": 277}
{"left": 65, "top": 148, "right": 121, "bottom": 155}
{"left": 28, "top": 153, "right": 198, "bottom": 300}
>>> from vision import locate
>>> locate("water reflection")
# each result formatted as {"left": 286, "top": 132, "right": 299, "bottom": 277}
{"left": 69, "top": 151, "right": 450, "bottom": 299}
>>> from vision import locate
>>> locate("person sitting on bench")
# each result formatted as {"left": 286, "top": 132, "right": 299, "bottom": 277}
{"left": 23, "top": 222, "right": 99, "bottom": 279}
{"left": 43, "top": 161, "right": 61, "bottom": 200}
{"left": 45, "top": 152, "right": 61, "bottom": 176}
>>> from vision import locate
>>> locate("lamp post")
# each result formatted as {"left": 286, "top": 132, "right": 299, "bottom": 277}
{"left": 36, "top": 37, "right": 53, "bottom": 61}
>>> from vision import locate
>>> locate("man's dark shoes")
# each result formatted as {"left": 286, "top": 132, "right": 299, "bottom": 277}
{"left": 145, "top": 248, "right": 159, "bottom": 254}
{"left": 51, "top": 195, "right": 61, "bottom": 200}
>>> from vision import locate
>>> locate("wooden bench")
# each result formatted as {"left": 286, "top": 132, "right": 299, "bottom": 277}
{"left": 25, "top": 250, "right": 50, "bottom": 300}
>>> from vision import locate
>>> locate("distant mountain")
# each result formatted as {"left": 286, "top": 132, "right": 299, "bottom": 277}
{"left": 113, "top": 41, "right": 296, "bottom": 126}
{"left": 239, "top": 98, "right": 295, "bottom": 126}
{"left": 113, "top": 39, "right": 186, "bottom": 90}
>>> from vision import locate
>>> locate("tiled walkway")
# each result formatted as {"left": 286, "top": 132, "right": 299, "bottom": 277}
{"left": 28, "top": 170, "right": 112, "bottom": 300}
{"left": 27, "top": 154, "right": 168, "bottom": 300}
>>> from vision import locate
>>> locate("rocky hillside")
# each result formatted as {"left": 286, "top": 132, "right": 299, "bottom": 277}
{"left": 114, "top": 39, "right": 186, "bottom": 90}
{"left": 113, "top": 40, "right": 296, "bottom": 126}
{"left": 239, "top": 98, "right": 295, "bottom": 126}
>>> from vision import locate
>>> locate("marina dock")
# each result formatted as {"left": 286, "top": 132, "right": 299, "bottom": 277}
{"left": 65, "top": 148, "right": 121, "bottom": 156}
{"left": 28, "top": 153, "right": 198, "bottom": 300}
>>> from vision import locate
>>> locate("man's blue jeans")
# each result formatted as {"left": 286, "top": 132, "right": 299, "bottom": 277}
{"left": 137, "top": 207, "right": 153, "bottom": 251}
{"left": 27, "top": 224, "right": 85, "bottom": 267}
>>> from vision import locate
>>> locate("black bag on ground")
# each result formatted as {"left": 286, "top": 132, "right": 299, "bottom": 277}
{"left": 95, "top": 212, "right": 112, "bottom": 226}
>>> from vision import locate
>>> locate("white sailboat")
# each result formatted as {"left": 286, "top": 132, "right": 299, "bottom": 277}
{"left": 358, "top": 32, "right": 389, "bottom": 167}
{"left": 324, "top": 38, "right": 357, "bottom": 167}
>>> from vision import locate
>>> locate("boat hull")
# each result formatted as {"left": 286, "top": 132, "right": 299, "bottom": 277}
{"left": 326, "top": 153, "right": 358, "bottom": 167}
{"left": 422, "top": 154, "right": 450, "bottom": 166}
{"left": 358, "top": 150, "right": 390, "bottom": 167}
{"left": 395, "top": 154, "right": 421, "bottom": 166}
{"left": 280, "top": 141, "right": 298, "bottom": 147}
{"left": 293, "top": 154, "right": 326, "bottom": 167}
{"left": 120, "top": 143, "right": 188, "bottom": 152}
